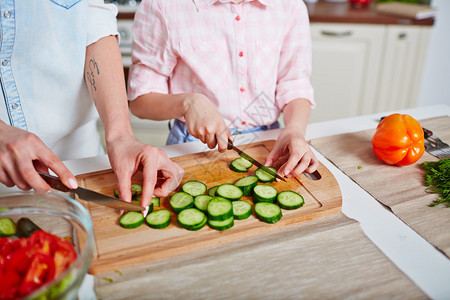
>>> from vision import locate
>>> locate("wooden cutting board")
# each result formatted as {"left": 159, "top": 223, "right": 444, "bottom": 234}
{"left": 76, "top": 140, "right": 342, "bottom": 274}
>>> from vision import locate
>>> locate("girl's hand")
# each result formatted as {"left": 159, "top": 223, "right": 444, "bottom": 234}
{"left": 265, "top": 127, "right": 318, "bottom": 178}
{"left": 184, "top": 93, "right": 233, "bottom": 152}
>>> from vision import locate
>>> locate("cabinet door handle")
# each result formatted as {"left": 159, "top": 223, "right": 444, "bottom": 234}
{"left": 320, "top": 30, "right": 353, "bottom": 37}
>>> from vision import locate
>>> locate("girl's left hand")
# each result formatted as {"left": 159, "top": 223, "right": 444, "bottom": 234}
{"left": 264, "top": 127, "right": 318, "bottom": 178}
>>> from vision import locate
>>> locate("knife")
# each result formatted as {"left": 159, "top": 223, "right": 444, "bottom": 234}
{"left": 227, "top": 139, "right": 287, "bottom": 182}
{"left": 38, "top": 172, "right": 145, "bottom": 211}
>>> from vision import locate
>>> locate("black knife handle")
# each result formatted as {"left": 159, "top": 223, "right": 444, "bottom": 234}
{"left": 38, "top": 172, "right": 70, "bottom": 192}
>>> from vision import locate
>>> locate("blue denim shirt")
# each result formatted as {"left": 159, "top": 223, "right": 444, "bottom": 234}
{"left": 0, "top": 0, "right": 118, "bottom": 160}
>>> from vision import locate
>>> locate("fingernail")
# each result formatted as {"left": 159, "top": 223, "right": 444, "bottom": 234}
{"left": 69, "top": 178, "right": 78, "bottom": 189}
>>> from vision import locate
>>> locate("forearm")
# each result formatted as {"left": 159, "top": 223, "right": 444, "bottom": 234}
{"left": 129, "top": 92, "right": 196, "bottom": 121}
{"left": 282, "top": 98, "right": 312, "bottom": 136}
{"left": 84, "top": 35, "right": 134, "bottom": 144}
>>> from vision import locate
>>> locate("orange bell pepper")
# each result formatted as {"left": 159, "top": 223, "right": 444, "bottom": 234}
{"left": 372, "top": 114, "right": 424, "bottom": 166}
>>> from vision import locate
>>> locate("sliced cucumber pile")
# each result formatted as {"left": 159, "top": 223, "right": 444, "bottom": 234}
{"left": 170, "top": 192, "right": 194, "bottom": 213}
{"left": 253, "top": 185, "right": 278, "bottom": 203}
{"left": 234, "top": 175, "right": 258, "bottom": 196}
{"left": 115, "top": 157, "right": 305, "bottom": 231}
{"left": 254, "top": 202, "right": 282, "bottom": 224}
{"left": 277, "top": 191, "right": 304, "bottom": 210}
{"left": 229, "top": 157, "right": 253, "bottom": 173}
{"left": 119, "top": 211, "right": 145, "bottom": 229}
{"left": 216, "top": 184, "right": 243, "bottom": 201}
{"left": 145, "top": 209, "right": 171, "bottom": 229}
{"left": 181, "top": 181, "right": 207, "bottom": 196}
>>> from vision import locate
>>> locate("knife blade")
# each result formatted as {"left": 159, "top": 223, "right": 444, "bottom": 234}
{"left": 38, "top": 172, "right": 145, "bottom": 211}
{"left": 227, "top": 139, "right": 287, "bottom": 182}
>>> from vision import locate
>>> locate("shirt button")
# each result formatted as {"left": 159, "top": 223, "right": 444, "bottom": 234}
{"left": 239, "top": 51, "right": 244, "bottom": 57}
{"left": 2, "top": 60, "right": 8, "bottom": 66}
{"left": 11, "top": 103, "right": 18, "bottom": 110}
{"left": 4, "top": 11, "right": 11, "bottom": 18}
{"left": 240, "top": 87, "right": 245, "bottom": 93}
{"left": 235, "top": 15, "right": 241, "bottom": 21}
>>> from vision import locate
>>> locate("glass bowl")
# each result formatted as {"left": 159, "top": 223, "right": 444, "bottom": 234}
{"left": 0, "top": 191, "right": 94, "bottom": 300}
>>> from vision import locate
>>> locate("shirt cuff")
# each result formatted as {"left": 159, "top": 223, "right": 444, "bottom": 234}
{"left": 86, "top": 1, "right": 119, "bottom": 46}
{"left": 276, "top": 79, "right": 316, "bottom": 110}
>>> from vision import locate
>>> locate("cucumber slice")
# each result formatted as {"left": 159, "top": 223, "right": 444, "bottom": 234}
{"left": 207, "top": 197, "right": 233, "bottom": 221}
{"left": 0, "top": 217, "right": 16, "bottom": 236}
{"left": 131, "top": 183, "right": 143, "bottom": 194}
{"left": 134, "top": 195, "right": 160, "bottom": 207}
{"left": 114, "top": 188, "right": 138, "bottom": 199}
{"left": 208, "top": 216, "right": 234, "bottom": 231}
{"left": 216, "top": 184, "right": 243, "bottom": 201}
{"left": 151, "top": 197, "right": 160, "bottom": 207}
{"left": 170, "top": 192, "right": 194, "bottom": 214}
{"left": 253, "top": 185, "right": 278, "bottom": 203}
{"left": 277, "top": 191, "right": 304, "bottom": 210}
{"left": 145, "top": 209, "right": 171, "bottom": 229}
{"left": 208, "top": 186, "right": 219, "bottom": 197}
{"left": 255, "top": 166, "right": 278, "bottom": 183}
{"left": 229, "top": 157, "right": 252, "bottom": 173}
{"left": 234, "top": 175, "right": 258, "bottom": 196}
{"left": 232, "top": 201, "right": 252, "bottom": 220}
{"left": 254, "top": 202, "right": 282, "bottom": 224}
{"left": 181, "top": 181, "right": 207, "bottom": 196}
{"left": 188, "top": 216, "right": 208, "bottom": 231}
{"left": 119, "top": 211, "right": 144, "bottom": 229}
{"left": 194, "top": 195, "right": 213, "bottom": 212}
{"left": 177, "top": 208, "right": 207, "bottom": 230}
{"left": 16, "top": 218, "right": 41, "bottom": 238}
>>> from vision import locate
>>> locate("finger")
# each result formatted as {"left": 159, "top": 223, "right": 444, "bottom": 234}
{"left": 16, "top": 161, "right": 50, "bottom": 191}
{"left": 2, "top": 160, "right": 32, "bottom": 190}
{"left": 140, "top": 162, "right": 157, "bottom": 208}
{"left": 0, "top": 169, "right": 15, "bottom": 187}
{"left": 154, "top": 161, "right": 184, "bottom": 197}
{"left": 216, "top": 131, "right": 228, "bottom": 153}
{"left": 115, "top": 167, "right": 132, "bottom": 202}
{"left": 278, "top": 149, "right": 304, "bottom": 177}
{"left": 290, "top": 155, "right": 312, "bottom": 178}
{"left": 304, "top": 154, "right": 319, "bottom": 174}
{"left": 39, "top": 149, "right": 78, "bottom": 190}
{"left": 205, "top": 133, "right": 217, "bottom": 149}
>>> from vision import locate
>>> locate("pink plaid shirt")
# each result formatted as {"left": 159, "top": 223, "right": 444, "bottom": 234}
{"left": 128, "top": 0, "right": 315, "bottom": 130}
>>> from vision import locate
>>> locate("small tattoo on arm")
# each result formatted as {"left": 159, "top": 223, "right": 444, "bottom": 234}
{"left": 86, "top": 57, "right": 100, "bottom": 93}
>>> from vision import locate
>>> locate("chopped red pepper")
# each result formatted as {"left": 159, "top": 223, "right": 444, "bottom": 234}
{"left": 0, "top": 230, "right": 77, "bottom": 299}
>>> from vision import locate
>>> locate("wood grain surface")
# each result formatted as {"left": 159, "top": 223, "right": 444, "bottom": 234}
{"left": 311, "top": 116, "right": 450, "bottom": 258}
{"left": 94, "top": 213, "right": 427, "bottom": 300}
{"left": 76, "top": 140, "right": 342, "bottom": 274}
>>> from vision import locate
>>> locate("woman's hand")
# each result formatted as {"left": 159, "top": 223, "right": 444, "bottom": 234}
{"left": 0, "top": 122, "right": 77, "bottom": 191}
{"left": 184, "top": 93, "right": 233, "bottom": 152}
{"left": 265, "top": 126, "right": 318, "bottom": 178}
{"left": 106, "top": 135, "right": 184, "bottom": 208}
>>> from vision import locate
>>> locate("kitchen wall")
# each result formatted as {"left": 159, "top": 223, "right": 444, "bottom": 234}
{"left": 417, "top": 0, "right": 450, "bottom": 107}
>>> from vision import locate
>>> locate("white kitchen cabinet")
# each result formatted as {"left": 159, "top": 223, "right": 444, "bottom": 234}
{"left": 375, "top": 25, "right": 431, "bottom": 112}
{"left": 309, "top": 23, "right": 385, "bottom": 122}
{"left": 309, "top": 23, "right": 431, "bottom": 122}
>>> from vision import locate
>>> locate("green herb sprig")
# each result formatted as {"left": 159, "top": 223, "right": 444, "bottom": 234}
{"left": 421, "top": 158, "right": 450, "bottom": 207}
